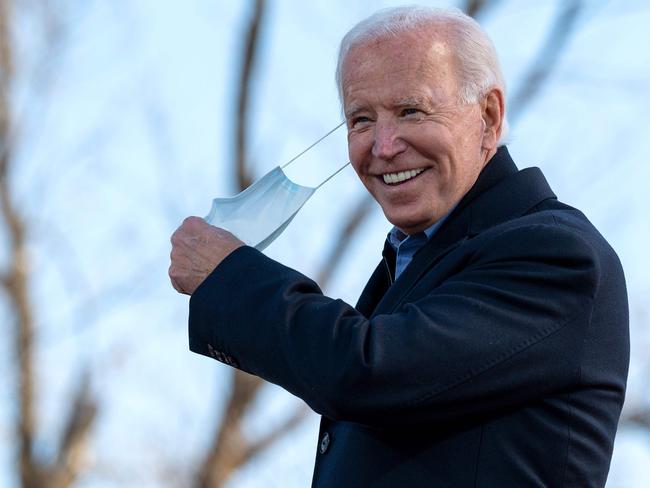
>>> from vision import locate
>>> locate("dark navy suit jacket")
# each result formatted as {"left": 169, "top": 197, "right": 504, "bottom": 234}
{"left": 188, "top": 147, "right": 629, "bottom": 487}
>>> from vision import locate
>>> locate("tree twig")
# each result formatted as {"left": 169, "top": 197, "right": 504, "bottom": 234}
{"left": 508, "top": 0, "right": 583, "bottom": 123}
{"left": 316, "top": 194, "right": 375, "bottom": 291}
{"left": 48, "top": 370, "right": 98, "bottom": 488}
{"left": 0, "top": 2, "right": 39, "bottom": 486}
{"left": 192, "top": 2, "right": 272, "bottom": 487}
{"left": 463, "top": 0, "right": 502, "bottom": 19}
{"left": 240, "top": 404, "right": 310, "bottom": 464}
{"left": 235, "top": 0, "right": 266, "bottom": 192}
{"left": 194, "top": 372, "right": 264, "bottom": 488}
{"left": 1, "top": 2, "right": 98, "bottom": 486}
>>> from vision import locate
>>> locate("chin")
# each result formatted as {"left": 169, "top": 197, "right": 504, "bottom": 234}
{"left": 390, "top": 217, "right": 433, "bottom": 235}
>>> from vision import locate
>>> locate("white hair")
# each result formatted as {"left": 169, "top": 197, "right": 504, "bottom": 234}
{"left": 336, "top": 5, "right": 509, "bottom": 142}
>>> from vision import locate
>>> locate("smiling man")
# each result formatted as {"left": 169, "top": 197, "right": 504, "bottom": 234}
{"left": 169, "top": 6, "right": 629, "bottom": 487}
{"left": 342, "top": 26, "right": 499, "bottom": 235}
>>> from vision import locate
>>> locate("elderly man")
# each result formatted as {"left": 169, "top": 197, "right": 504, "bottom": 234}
{"left": 170, "top": 6, "right": 628, "bottom": 487}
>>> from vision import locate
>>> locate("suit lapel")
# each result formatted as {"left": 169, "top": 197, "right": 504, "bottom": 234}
{"left": 355, "top": 255, "right": 392, "bottom": 318}
{"left": 365, "top": 147, "right": 557, "bottom": 317}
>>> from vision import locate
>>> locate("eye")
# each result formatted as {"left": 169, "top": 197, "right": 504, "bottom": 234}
{"left": 401, "top": 107, "right": 421, "bottom": 117}
{"left": 350, "top": 116, "right": 372, "bottom": 128}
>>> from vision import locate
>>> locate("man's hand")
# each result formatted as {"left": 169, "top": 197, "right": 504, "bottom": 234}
{"left": 169, "top": 216, "right": 244, "bottom": 295}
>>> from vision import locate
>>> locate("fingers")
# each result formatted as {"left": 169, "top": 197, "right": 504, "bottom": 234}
{"left": 182, "top": 216, "right": 209, "bottom": 233}
{"left": 168, "top": 260, "right": 184, "bottom": 293}
{"left": 170, "top": 220, "right": 196, "bottom": 294}
{"left": 169, "top": 260, "right": 195, "bottom": 296}
{"left": 171, "top": 216, "right": 203, "bottom": 244}
{"left": 168, "top": 216, "right": 244, "bottom": 295}
{"left": 183, "top": 215, "right": 205, "bottom": 226}
{"left": 212, "top": 226, "right": 237, "bottom": 240}
{"left": 171, "top": 218, "right": 239, "bottom": 249}
{"left": 169, "top": 272, "right": 185, "bottom": 295}
{"left": 169, "top": 217, "right": 212, "bottom": 295}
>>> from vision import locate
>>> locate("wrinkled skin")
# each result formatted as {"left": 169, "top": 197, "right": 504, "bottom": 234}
{"left": 169, "top": 217, "right": 243, "bottom": 295}
{"left": 342, "top": 27, "right": 504, "bottom": 234}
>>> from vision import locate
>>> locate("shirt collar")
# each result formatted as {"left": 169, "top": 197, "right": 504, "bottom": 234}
{"left": 387, "top": 209, "right": 453, "bottom": 251}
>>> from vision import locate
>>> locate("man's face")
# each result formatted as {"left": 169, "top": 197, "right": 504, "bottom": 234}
{"left": 342, "top": 31, "right": 491, "bottom": 235}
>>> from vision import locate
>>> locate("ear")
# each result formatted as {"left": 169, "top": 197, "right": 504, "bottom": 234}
{"left": 480, "top": 87, "right": 505, "bottom": 151}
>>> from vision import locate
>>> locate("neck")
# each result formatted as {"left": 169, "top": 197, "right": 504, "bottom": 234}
{"left": 481, "top": 146, "right": 498, "bottom": 168}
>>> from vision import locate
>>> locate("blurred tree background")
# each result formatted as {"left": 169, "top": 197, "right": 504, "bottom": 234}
{"left": 1, "top": 0, "right": 649, "bottom": 487}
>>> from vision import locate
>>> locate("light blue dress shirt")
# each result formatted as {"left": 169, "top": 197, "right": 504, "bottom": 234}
{"left": 387, "top": 211, "right": 453, "bottom": 280}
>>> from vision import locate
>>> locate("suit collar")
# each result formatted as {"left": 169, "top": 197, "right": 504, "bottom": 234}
{"left": 459, "top": 146, "right": 557, "bottom": 236}
{"left": 369, "top": 146, "right": 557, "bottom": 316}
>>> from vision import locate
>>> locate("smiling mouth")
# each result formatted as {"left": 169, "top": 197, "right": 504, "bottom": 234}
{"left": 382, "top": 168, "right": 427, "bottom": 185}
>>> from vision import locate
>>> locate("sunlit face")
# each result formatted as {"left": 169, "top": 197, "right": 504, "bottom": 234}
{"left": 342, "top": 30, "right": 493, "bottom": 235}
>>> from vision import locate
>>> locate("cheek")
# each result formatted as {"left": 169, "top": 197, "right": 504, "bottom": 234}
{"left": 347, "top": 134, "right": 371, "bottom": 171}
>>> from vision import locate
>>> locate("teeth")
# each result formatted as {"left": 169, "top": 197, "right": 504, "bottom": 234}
{"left": 382, "top": 168, "right": 425, "bottom": 185}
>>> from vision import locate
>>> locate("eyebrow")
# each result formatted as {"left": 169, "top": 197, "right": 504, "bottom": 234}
{"left": 344, "top": 104, "right": 365, "bottom": 119}
{"left": 344, "top": 96, "right": 437, "bottom": 118}
{"left": 394, "top": 96, "right": 431, "bottom": 109}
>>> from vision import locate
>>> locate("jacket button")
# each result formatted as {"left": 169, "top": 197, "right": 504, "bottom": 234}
{"left": 319, "top": 432, "right": 330, "bottom": 454}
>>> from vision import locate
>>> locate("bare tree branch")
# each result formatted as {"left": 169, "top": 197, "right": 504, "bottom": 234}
{"left": 240, "top": 404, "right": 310, "bottom": 464}
{"left": 48, "top": 370, "right": 98, "bottom": 488}
{"left": 3, "top": 206, "right": 39, "bottom": 487}
{"left": 508, "top": 0, "right": 583, "bottom": 123}
{"left": 621, "top": 410, "right": 650, "bottom": 430}
{"left": 235, "top": 0, "right": 265, "bottom": 191}
{"left": 0, "top": 0, "right": 13, "bottom": 172}
{"left": 0, "top": 2, "right": 40, "bottom": 486}
{"left": 194, "top": 372, "right": 264, "bottom": 488}
{"left": 1, "top": 2, "right": 98, "bottom": 486}
{"left": 316, "top": 194, "right": 375, "bottom": 290}
{"left": 1, "top": 0, "right": 67, "bottom": 180}
{"left": 191, "top": 2, "right": 277, "bottom": 487}
{"left": 193, "top": 3, "right": 316, "bottom": 485}
{"left": 462, "top": 0, "right": 502, "bottom": 19}
{"left": 194, "top": 1, "right": 329, "bottom": 485}
{"left": 621, "top": 408, "right": 650, "bottom": 432}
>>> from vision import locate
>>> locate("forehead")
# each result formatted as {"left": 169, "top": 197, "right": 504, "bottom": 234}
{"left": 341, "top": 32, "right": 459, "bottom": 106}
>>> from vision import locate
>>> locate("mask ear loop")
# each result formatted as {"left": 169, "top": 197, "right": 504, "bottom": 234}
{"left": 316, "top": 161, "right": 351, "bottom": 189}
{"left": 281, "top": 121, "right": 346, "bottom": 170}
{"left": 280, "top": 121, "right": 350, "bottom": 189}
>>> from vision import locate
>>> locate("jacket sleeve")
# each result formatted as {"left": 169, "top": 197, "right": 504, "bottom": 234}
{"left": 188, "top": 222, "right": 615, "bottom": 427}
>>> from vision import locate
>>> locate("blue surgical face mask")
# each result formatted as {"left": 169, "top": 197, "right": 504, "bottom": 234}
{"left": 204, "top": 123, "right": 349, "bottom": 251}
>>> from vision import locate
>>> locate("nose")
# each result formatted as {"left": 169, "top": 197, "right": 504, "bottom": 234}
{"left": 372, "top": 123, "right": 407, "bottom": 161}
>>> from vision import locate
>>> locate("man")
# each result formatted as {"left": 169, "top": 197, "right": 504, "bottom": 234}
{"left": 169, "top": 6, "right": 629, "bottom": 487}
